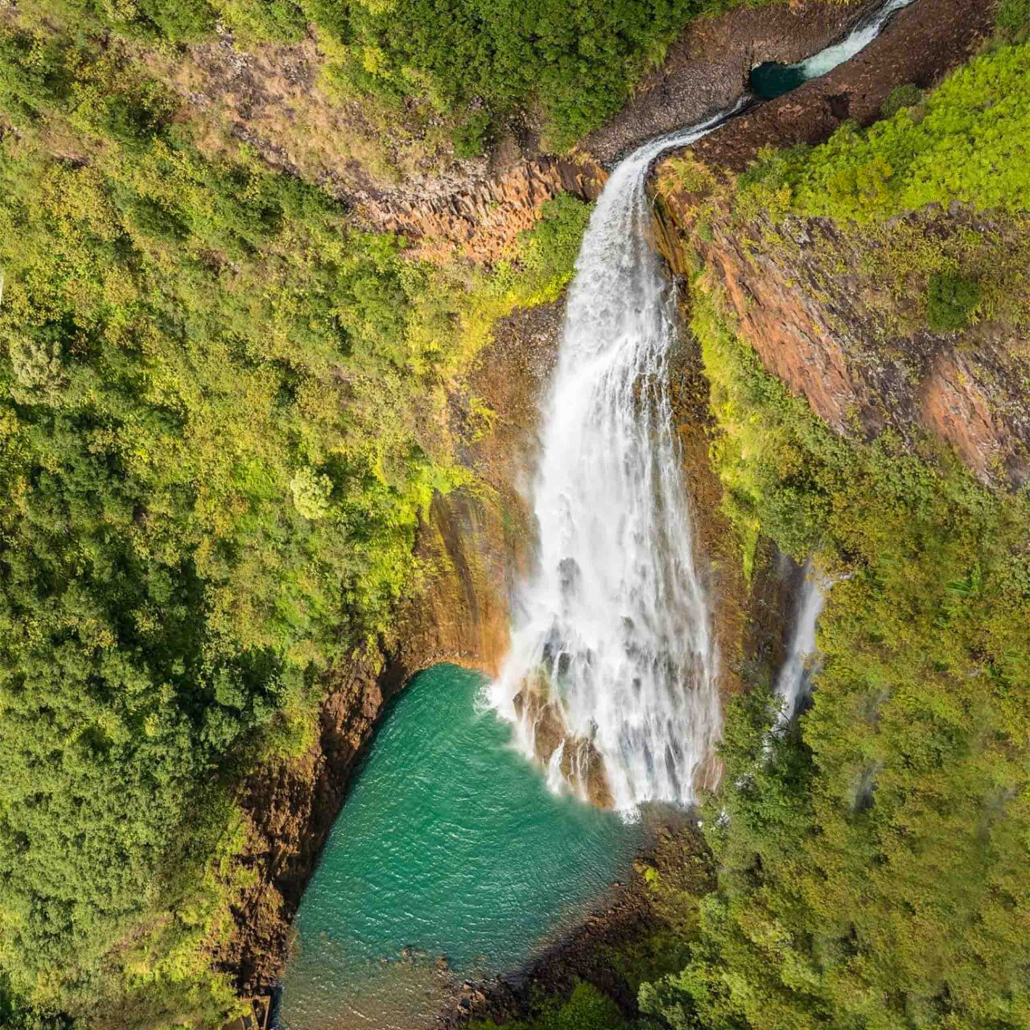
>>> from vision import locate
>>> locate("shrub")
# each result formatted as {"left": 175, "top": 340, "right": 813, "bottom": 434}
{"left": 926, "top": 270, "right": 980, "bottom": 330}
{"left": 880, "top": 82, "right": 923, "bottom": 118}
{"left": 453, "top": 112, "right": 492, "bottom": 159}
{"left": 659, "top": 274, "right": 1030, "bottom": 1030}
{"left": 998, "top": 0, "right": 1030, "bottom": 32}
{"left": 733, "top": 38, "right": 1030, "bottom": 221}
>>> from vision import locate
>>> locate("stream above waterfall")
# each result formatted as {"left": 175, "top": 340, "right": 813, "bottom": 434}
{"left": 750, "top": 0, "right": 916, "bottom": 98}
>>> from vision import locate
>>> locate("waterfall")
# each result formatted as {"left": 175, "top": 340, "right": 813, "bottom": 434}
{"left": 773, "top": 563, "right": 828, "bottom": 728}
{"left": 489, "top": 108, "right": 738, "bottom": 814}
{"left": 489, "top": 0, "right": 913, "bottom": 815}
{"left": 546, "top": 739, "right": 567, "bottom": 795}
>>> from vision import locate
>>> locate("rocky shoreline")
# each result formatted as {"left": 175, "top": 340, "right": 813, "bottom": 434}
{"left": 437, "top": 816, "right": 711, "bottom": 1029}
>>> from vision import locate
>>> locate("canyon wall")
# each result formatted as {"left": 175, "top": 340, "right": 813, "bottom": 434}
{"left": 219, "top": 0, "right": 1014, "bottom": 1000}
{"left": 652, "top": 0, "right": 1027, "bottom": 489}
{"left": 218, "top": 295, "right": 562, "bottom": 994}
{"left": 154, "top": 2, "right": 883, "bottom": 266}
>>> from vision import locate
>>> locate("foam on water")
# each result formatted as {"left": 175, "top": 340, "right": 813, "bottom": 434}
{"left": 278, "top": 665, "right": 644, "bottom": 1030}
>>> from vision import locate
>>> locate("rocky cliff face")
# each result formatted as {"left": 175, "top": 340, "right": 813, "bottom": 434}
{"left": 217, "top": 191, "right": 757, "bottom": 999}
{"left": 658, "top": 201, "right": 1030, "bottom": 487}
{"left": 152, "top": 2, "right": 888, "bottom": 267}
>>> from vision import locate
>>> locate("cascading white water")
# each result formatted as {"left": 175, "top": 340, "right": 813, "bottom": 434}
{"left": 489, "top": 0, "right": 915, "bottom": 815}
{"left": 773, "top": 563, "right": 828, "bottom": 728}
{"left": 489, "top": 108, "right": 739, "bottom": 814}
{"left": 545, "top": 739, "right": 567, "bottom": 795}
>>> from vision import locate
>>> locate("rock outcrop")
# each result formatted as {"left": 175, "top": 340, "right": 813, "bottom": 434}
{"left": 512, "top": 686, "right": 615, "bottom": 810}
{"left": 153, "top": 2, "right": 898, "bottom": 267}
{"left": 660, "top": 201, "right": 1030, "bottom": 487}
{"left": 580, "top": 0, "right": 883, "bottom": 163}
{"left": 359, "top": 158, "right": 607, "bottom": 264}
{"left": 682, "top": 0, "right": 995, "bottom": 173}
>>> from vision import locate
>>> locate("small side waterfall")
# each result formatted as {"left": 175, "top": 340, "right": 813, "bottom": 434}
{"left": 751, "top": 0, "right": 916, "bottom": 97}
{"left": 489, "top": 0, "right": 915, "bottom": 815}
{"left": 546, "top": 739, "right": 567, "bottom": 795}
{"left": 773, "top": 564, "right": 828, "bottom": 727}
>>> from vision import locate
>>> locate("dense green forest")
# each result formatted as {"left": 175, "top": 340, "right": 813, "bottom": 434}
{"left": 0, "top": 3, "right": 591, "bottom": 1024}
{"left": 3, "top": 0, "right": 1029, "bottom": 1028}
{"left": 641, "top": 21, "right": 1030, "bottom": 1030}
{"left": 11, "top": 0, "right": 838, "bottom": 156}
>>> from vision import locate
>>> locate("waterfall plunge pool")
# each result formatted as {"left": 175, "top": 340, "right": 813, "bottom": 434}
{"left": 277, "top": 664, "right": 648, "bottom": 1030}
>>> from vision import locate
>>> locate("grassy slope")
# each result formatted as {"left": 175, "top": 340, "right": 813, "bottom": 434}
{"left": 14, "top": 0, "right": 853, "bottom": 162}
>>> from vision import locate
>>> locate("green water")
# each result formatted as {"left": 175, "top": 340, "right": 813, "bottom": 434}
{"left": 750, "top": 62, "right": 808, "bottom": 99}
{"left": 278, "top": 664, "right": 646, "bottom": 1030}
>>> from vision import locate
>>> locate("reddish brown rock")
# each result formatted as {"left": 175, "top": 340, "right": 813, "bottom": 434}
{"left": 512, "top": 686, "right": 615, "bottom": 810}
{"left": 920, "top": 350, "right": 1022, "bottom": 484}
{"left": 359, "top": 158, "right": 607, "bottom": 265}
{"left": 216, "top": 294, "right": 565, "bottom": 996}
{"left": 653, "top": 190, "right": 1030, "bottom": 489}
{"left": 648, "top": 0, "right": 1030, "bottom": 489}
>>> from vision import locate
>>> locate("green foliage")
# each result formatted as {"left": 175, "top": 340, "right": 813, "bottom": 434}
{"left": 453, "top": 112, "right": 493, "bottom": 159}
{"left": 0, "top": 17, "right": 593, "bottom": 1028}
{"left": 470, "top": 982, "right": 633, "bottom": 1030}
{"left": 518, "top": 194, "right": 593, "bottom": 287}
{"left": 11, "top": 0, "right": 850, "bottom": 156}
{"left": 639, "top": 281, "right": 1030, "bottom": 1030}
{"left": 880, "top": 82, "right": 922, "bottom": 119}
{"left": 926, "top": 270, "right": 981, "bottom": 330}
{"left": 1, "top": 980, "right": 79, "bottom": 1030}
{"left": 299, "top": 0, "right": 713, "bottom": 150}
{"left": 998, "top": 0, "right": 1030, "bottom": 32}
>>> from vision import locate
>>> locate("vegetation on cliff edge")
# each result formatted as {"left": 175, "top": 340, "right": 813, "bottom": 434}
{"left": 11, "top": 0, "right": 854, "bottom": 155}
{"left": 647, "top": 282, "right": 1030, "bottom": 1030}
{"left": 634, "top": 20, "right": 1030, "bottom": 1030}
